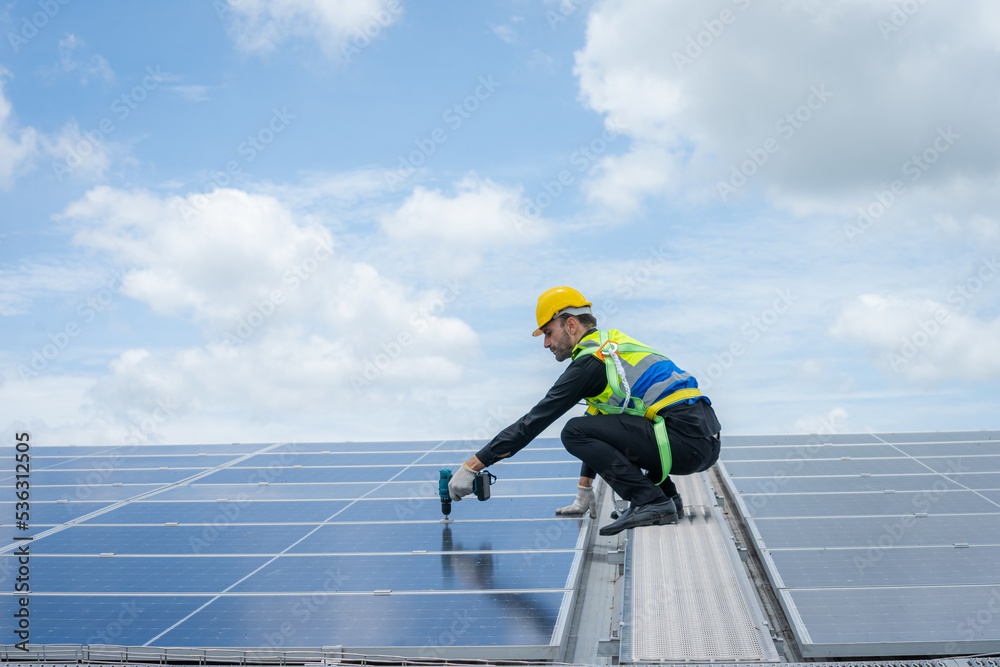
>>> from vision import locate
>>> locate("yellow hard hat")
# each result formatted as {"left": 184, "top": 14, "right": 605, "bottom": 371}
{"left": 532, "top": 286, "right": 592, "bottom": 336}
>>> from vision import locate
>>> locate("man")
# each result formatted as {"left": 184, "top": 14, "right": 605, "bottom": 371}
{"left": 448, "top": 286, "right": 721, "bottom": 536}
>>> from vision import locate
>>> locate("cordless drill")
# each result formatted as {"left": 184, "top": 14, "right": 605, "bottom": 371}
{"left": 439, "top": 468, "right": 496, "bottom": 520}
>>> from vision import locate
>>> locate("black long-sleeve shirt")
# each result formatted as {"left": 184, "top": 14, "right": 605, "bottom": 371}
{"left": 474, "top": 353, "right": 606, "bottom": 477}
{"left": 474, "top": 344, "right": 721, "bottom": 478}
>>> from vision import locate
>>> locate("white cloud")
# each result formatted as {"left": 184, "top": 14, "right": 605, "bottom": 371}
{"left": 830, "top": 287, "right": 1000, "bottom": 383}
{"left": 573, "top": 0, "right": 1000, "bottom": 219}
{"left": 379, "top": 173, "right": 547, "bottom": 276}
{"left": 0, "top": 67, "right": 37, "bottom": 188}
{"left": 222, "top": 0, "right": 404, "bottom": 58}
{"left": 0, "top": 260, "right": 108, "bottom": 316}
{"left": 582, "top": 142, "right": 676, "bottom": 215}
{"left": 792, "top": 406, "right": 849, "bottom": 434}
{"left": 168, "top": 84, "right": 212, "bottom": 102}
{"left": 492, "top": 24, "right": 517, "bottom": 44}
{"left": 0, "top": 67, "right": 128, "bottom": 187}
{"left": 48, "top": 34, "right": 115, "bottom": 84}
{"left": 39, "top": 119, "right": 117, "bottom": 182}
{"left": 47, "top": 183, "right": 480, "bottom": 439}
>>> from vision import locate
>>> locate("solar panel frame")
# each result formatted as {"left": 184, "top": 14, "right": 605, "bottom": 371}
{"left": 718, "top": 430, "right": 1000, "bottom": 658}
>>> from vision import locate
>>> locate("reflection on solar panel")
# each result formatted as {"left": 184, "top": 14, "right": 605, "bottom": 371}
{"left": 718, "top": 430, "right": 1000, "bottom": 658}
{"left": 0, "top": 439, "right": 588, "bottom": 661}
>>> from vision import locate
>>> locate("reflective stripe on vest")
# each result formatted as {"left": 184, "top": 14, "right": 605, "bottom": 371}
{"left": 571, "top": 329, "right": 703, "bottom": 416}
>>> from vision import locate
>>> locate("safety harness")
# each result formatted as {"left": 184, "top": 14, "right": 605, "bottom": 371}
{"left": 575, "top": 330, "right": 702, "bottom": 484}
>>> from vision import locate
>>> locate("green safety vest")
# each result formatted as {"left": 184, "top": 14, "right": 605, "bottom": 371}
{"left": 572, "top": 329, "right": 704, "bottom": 483}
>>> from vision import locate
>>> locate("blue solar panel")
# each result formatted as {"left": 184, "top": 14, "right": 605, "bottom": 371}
{"left": 769, "top": 546, "right": 1000, "bottom": 587}
{"left": 1, "top": 440, "right": 589, "bottom": 658}
{"left": 722, "top": 457, "right": 931, "bottom": 477}
{"left": 0, "top": 501, "right": 114, "bottom": 523}
{"left": 719, "top": 430, "right": 1000, "bottom": 657}
{"left": 4, "top": 556, "right": 271, "bottom": 592}
{"left": 26, "top": 484, "right": 167, "bottom": 502}
{"left": 738, "top": 490, "right": 999, "bottom": 518}
{"left": 24, "top": 524, "right": 324, "bottom": 555}
{"left": 287, "top": 521, "right": 585, "bottom": 554}
{"left": 724, "top": 473, "right": 968, "bottom": 494}
{"left": 228, "top": 552, "right": 576, "bottom": 592}
{"left": 15, "top": 468, "right": 207, "bottom": 485}
{"left": 149, "top": 592, "right": 564, "bottom": 648}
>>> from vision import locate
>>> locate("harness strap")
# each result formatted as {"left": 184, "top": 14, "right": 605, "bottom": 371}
{"left": 587, "top": 399, "right": 672, "bottom": 484}
{"left": 578, "top": 331, "right": 693, "bottom": 484}
{"left": 643, "top": 388, "right": 703, "bottom": 419}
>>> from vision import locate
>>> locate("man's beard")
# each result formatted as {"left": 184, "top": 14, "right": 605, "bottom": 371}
{"left": 552, "top": 331, "right": 574, "bottom": 361}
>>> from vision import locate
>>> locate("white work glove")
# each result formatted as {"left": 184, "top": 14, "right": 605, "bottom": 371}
{"left": 555, "top": 485, "right": 596, "bottom": 518}
{"left": 448, "top": 464, "right": 477, "bottom": 501}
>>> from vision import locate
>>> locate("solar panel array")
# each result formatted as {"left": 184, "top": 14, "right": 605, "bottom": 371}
{"left": 718, "top": 430, "right": 1000, "bottom": 658}
{"left": 1, "top": 439, "right": 588, "bottom": 660}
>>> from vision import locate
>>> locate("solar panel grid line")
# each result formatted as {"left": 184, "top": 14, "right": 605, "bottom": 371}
{"left": 758, "top": 543, "right": 1000, "bottom": 551}
{"left": 0, "top": 441, "right": 289, "bottom": 555}
{"left": 7, "top": 588, "right": 575, "bottom": 596}
{"left": 139, "top": 438, "right": 454, "bottom": 647}
{"left": 21, "top": 517, "right": 590, "bottom": 528}
{"left": 719, "top": 430, "right": 1000, "bottom": 657}
{"left": 4, "top": 547, "right": 581, "bottom": 557}
{"left": 721, "top": 471, "right": 985, "bottom": 478}
{"left": 755, "top": 583, "right": 1000, "bottom": 592}
{"left": 746, "top": 514, "right": 1000, "bottom": 522}
{"left": 0, "top": 445, "right": 132, "bottom": 484}
{"left": 722, "top": 453, "right": 1000, "bottom": 462}
{"left": 870, "top": 435, "right": 1000, "bottom": 511}
{"left": 10, "top": 473, "right": 579, "bottom": 485}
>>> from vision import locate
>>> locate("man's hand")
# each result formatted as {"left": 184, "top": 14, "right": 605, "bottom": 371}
{"left": 448, "top": 464, "right": 477, "bottom": 501}
{"left": 555, "top": 485, "right": 596, "bottom": 518}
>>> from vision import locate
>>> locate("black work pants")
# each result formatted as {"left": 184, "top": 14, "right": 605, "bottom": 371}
{"left": 561, "top": 412, "right": 721, "bottom": 506}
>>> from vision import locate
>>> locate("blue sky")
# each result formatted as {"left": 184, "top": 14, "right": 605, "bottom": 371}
{"left": 1, "top": 0, "right": 999, "bottom": 447}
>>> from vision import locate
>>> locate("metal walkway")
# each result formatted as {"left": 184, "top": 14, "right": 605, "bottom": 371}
{"left": 619, "top": 473, "right": 781, "bottom": 663}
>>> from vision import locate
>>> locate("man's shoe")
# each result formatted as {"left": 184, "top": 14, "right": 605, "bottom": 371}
{"left": 599, "top": 498, "right": 678, "bottom": 536}
{"left": 672, "top": 493, "right": 684, "bottom": 519}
